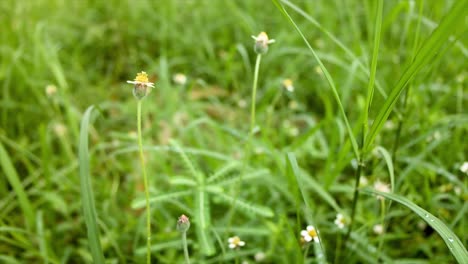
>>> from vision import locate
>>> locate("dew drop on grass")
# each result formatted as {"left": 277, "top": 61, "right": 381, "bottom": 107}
{"left": 448, "top": 237, "right": 454, "bottom": 242}
{"left": 424, "top": 213, "right": 429, "bottom": 218}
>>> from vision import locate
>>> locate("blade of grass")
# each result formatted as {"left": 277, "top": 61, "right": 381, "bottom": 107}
{"left": 0, "top": 142, "right": 35, "bottom": 230}
{"left": 78, "top": 105, "right": 105, "bottom": 264}
{"left": 364, "top": 0, "right": 468, "bottom": 152}
{"left": 273, "top": 0, "right": 360, "bottom": 160}
{"left": 363, "top": 0, "right": 383, "bottom": 142}
{"left": 362, "top": 188, "right": 468, "bottom": 264}
{"left": 280, "top": 0, "right": 388, "bottom": 99}
{"left": 286, "top": 153, "right": 327, "bottom": 263}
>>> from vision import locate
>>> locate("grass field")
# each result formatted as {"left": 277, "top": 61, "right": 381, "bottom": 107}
{"left": 1, "top": 0, "right": 467, "bottom": 263}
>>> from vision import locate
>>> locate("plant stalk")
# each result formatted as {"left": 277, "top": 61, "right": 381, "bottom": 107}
{"left": 137, "top": 100, "right": 151, "bottom": 264}
{"left": 182, "top": 231, "right": 190, "bottom": 264}
{"left": 250, "top": 54, "right": 262, "bottom": 135}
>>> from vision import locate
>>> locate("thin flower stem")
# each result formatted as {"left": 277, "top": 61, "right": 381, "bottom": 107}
{"left": 377, "top": 199, "right": 386, "bottom": 261}
{"left": 182, "top": 231, "right": 190, "bottom": 264}
{"left": 250, "top": 54, "right": 262, "bottom": 135}
{"left": 343, "top": 157, "right": 363, "bottom": 246}
{"left": 137, "top": 100, "right": 151, "bottom": 264}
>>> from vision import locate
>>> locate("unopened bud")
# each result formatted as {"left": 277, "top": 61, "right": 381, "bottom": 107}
{"left": 177, "top": 214, "right": 190, "bottom": 233}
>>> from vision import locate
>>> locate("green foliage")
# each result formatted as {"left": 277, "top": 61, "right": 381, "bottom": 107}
{"left": 1, "top": 0, "right": 467, "bottom": 263}
{"left": 79, "top": 105, "right": 105, "bottom": 264}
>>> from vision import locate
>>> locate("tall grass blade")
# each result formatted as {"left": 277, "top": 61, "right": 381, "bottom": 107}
{"left": 363, "top": 0, "right": 383, "bottom": 141}
{"left": 364, "top": 0, "right": 468, "bottom": 151}
{"left": 362, "top": 188, "right": 468, "bottom": 263}
{"left": 286, "top": 153, "right": 327, "bottom": 263}
{"left": 0, "top": 142, "right": 35, "bottom": 230}
{"left": 78, "top": 105, "right": 105, "bottom": 264}
{"left": 273, "top": 0, "right": 360, "bottom": 160}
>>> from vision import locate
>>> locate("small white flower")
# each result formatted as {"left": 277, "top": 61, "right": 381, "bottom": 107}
{"left": 373, "top": 180, "right": 391, "bottom": 200}
{"left": 300, "top": 225, "right": 319, "bottom": 243}
{"left": 288, "top": 100, "right": 299, "bottom": 110}
{"left": 460, "top": 162, "right": 468, "bottom": 174}
{"left": 373, "top": 224, "right": 384, "bottom": 235}
{"left": 172, "top": 73, "right": 187, "bottom": 85}
{"left": 53, "top": 123, "right": 67, "bottom": 137}
{"left": 237, "top": 99, "right": 247, "bottom": 108}
{"left": 228, "top": 236, "right": 245, "bottom": 249}
{"left": 334, "top": 213, "right": 346, "bottom": 229}
{"left": 359, "top": 176, "right": 369, "bottom": 187}
{"left": 282, "top": 79, "right": 294, "bottom": 92}
{"left": 45, "top": 84, "right": 57, "bottom": 97}
{"left": 254, "top": 251, "right": 266, "bottom": 262}
{"left": 127, "top": 71, "right": 155, "bottom": 100}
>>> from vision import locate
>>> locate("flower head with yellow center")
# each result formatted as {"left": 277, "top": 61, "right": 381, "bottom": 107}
{"left": 128, "top": 71, "right": 155, "bottom": 87}
{"left": 300, "top": 225, "right": 319, "bottom": 243}
{"left": 228, "top": 236, "right": 245, "bottom": 249}
{"left": 282, "top": 78, "right": 294, "bottom": 92}
{"left": 127, "top": 71, "right": 154, "bottom": 100}
{"left": 252, "top": 31, "right": 275, "bottom": 54}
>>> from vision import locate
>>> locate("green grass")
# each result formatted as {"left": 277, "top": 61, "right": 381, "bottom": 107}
{"left": 1, "top": 0, "right": 467, "bottom": 263}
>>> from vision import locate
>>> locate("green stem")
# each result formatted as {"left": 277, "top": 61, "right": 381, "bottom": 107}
{"left": 343, "top": 158, "right": 363, "bottom": 244}
{"left": 182, "top": 231, "right": 190, "bottom": 264}
{"left": 137, "top": 100, "right": 151, "bottom": 264}
{"left": 377, "top": 199, "right": 386, "bottom": 260}
{"left": 250, "top": 54, "right": 262, "bottom": 135}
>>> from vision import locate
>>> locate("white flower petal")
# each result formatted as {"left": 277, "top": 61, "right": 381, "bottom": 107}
{"left": 306, "top": 225, "right": 315, "bottom": 231}
{"left": 239, "top": 241, "right": 245, "bottom": 246}
{"left": 300, "top": 230, "right": 308, "bottom": 236}
{"left": 313, "top": 237, "right": 320, "bottom": 243}
{"left": 228, "top": 238, "right": 234, "bottom": 243}
{"left": 229, "top": 243, "right": 236, "bottom": 249}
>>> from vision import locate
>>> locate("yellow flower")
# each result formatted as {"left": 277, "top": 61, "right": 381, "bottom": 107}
{"left": 282, "top": 78, "right": 294, "bottom": 92}
{"left": 300, "top": 225, "right": 319, "bottom": 243}
{"left": 128, "top": 71, "right": 154, "bottom": 87}
{"left": 228, "top": 236, "right": 246, "bottom": 249}
{"left": 127, "top": 71, "right": 155, "bottom": 100}
{"left": 252, "top": 32, "right": 275, "bottom": 54}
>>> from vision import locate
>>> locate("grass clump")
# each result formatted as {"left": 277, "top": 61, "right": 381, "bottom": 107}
{"left": 1, "top": 0, "right": 467, "bottom": 263}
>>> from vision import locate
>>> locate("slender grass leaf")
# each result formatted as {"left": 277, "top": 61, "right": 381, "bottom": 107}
{"left": 374, "top": 146, "right": 395, "bottom": 192}
{"left": 363, "top": 0, "right": 383, "bottom": 139}
{"left": 280, "top": 0, "right": 388, "bottom": 99}
{"left": 79, "top": 105, "right": 105, "bottom": 264}
{"left": 364, "top": 0, "right": 468, "bottom": 151}
{"left": 286, "top": 153, "right": 327, "bottom": 262}
{"left": 273, "top": 0, "right": 360, "bottom": 160}
{"left": 0, "top": 142, "right": 35, "bottom": 230}
{"left": 362, "top": 188, "right": 468, "bottom": 263}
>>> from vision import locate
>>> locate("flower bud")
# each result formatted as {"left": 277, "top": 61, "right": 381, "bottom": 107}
{"left": 177, "top": 214, "right": 190, "bottom": 233}
{"left": 252, "top": 32, "right": 275, "bottom": 54}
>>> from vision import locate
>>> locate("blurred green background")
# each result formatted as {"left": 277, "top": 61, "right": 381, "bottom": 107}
{"left": 1, "top": 0, "right": 466, "bottom": 263}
